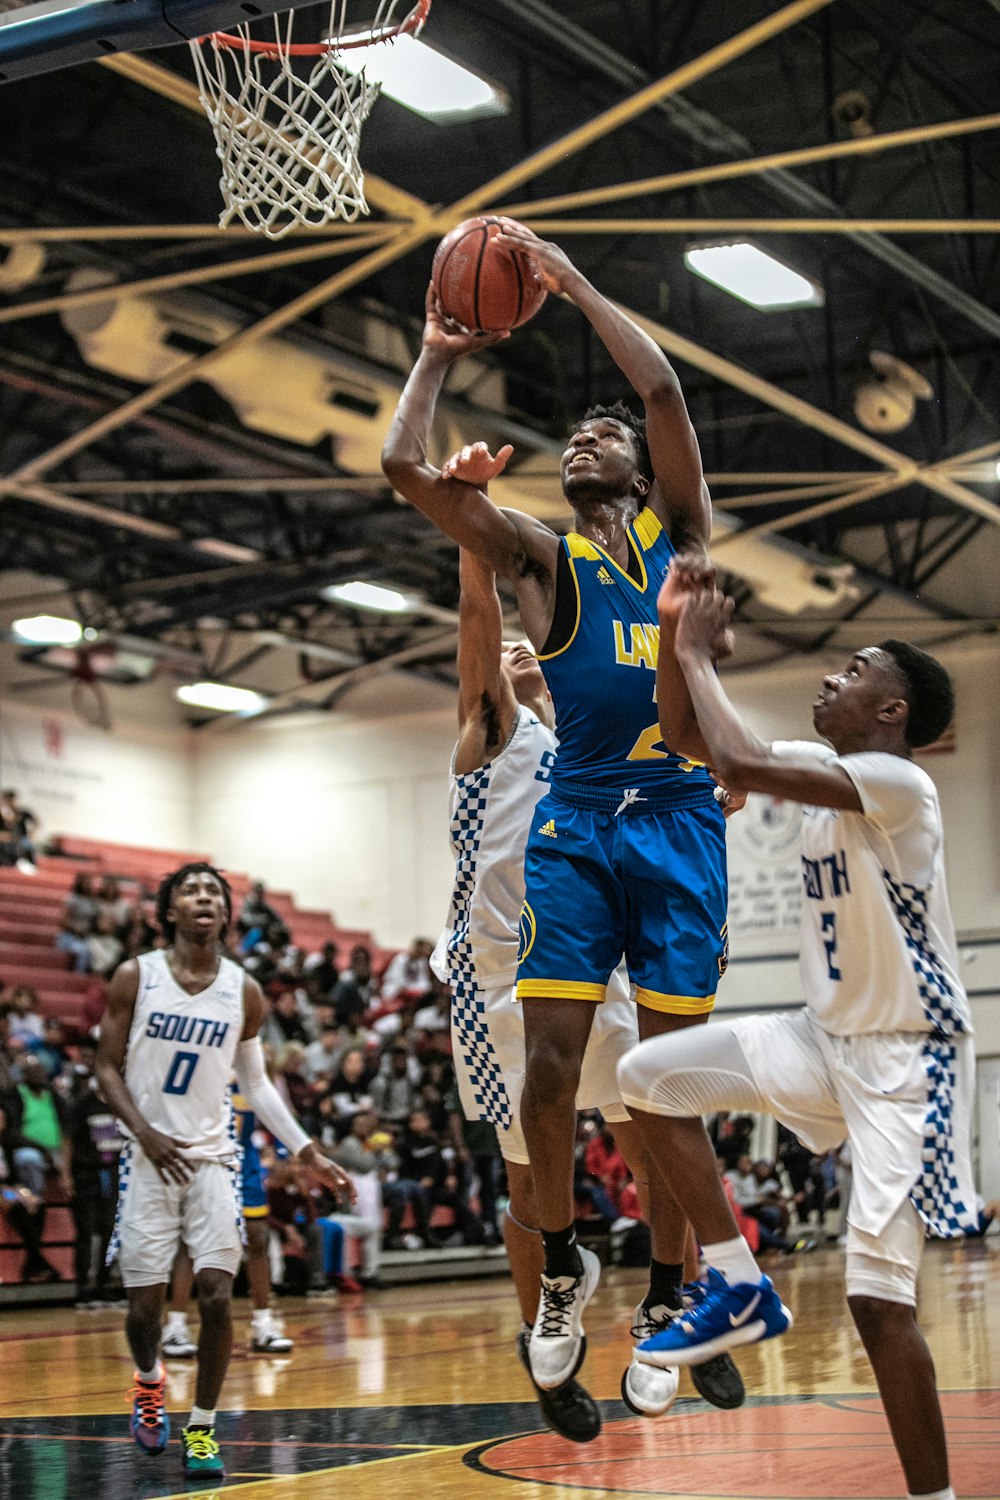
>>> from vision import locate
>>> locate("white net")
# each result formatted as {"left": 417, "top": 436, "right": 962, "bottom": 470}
{"left": 189, "top": 2, "right": 426, "bottom": 239}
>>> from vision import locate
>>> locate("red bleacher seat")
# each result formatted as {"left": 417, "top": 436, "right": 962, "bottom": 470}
{"left": 0, "top": 922, "right": 60, "bottom": 946}
{"left": 0, "top": 944, "right": 72, "bottom": 970}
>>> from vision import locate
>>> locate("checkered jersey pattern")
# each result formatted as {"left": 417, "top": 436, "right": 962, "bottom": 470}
{"left": 882, "top": 870, "right": 973, "bottom": 1238}
{"left": 446, "top": 765, "right": 514, "bottom": 1130}
{"left": 106, "top": 1139, "right": 133, "bottom": 1267}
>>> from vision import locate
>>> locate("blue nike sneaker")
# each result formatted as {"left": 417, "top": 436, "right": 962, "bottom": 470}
{"left": 634, "top": 1268, "right": 792, "bottom": 1369}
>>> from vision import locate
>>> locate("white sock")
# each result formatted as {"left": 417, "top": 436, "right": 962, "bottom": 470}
{"left": 164, "top": 1312, "right": 188, "bottom": 1336}
{"left": 907, "top": 1488, "right": 955, "bottom": 1500}
{"left": 251, "top": 1308, "right": 272, "bottom": 1333}
{"left": 137, "top": 1362, "right": 162, "bottom": 1383}
{"left": 701, "top": 1235, "right": 764, "bottom": 1288}
{"left": 188, "top": 1404, "right": 216, "bottom": 1429}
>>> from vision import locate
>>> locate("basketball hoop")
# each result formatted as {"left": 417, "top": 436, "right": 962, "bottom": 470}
{"left": 190, "top": 1, "right": 431, "bottom": 239}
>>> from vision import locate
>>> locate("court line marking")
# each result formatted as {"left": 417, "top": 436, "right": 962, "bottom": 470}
{"left": 149, "top": 1439, "right": 480, "bottom": 1499}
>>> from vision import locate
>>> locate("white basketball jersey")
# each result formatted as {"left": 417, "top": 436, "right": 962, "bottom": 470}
{"left": 441, "top": 707, "right": 556, "bottom": 987}
{"left": 122, "top": 949, "right": 244, "bottom": 1160}
{"left": 774, "top": 742, "right": 970, "bottom": 1038}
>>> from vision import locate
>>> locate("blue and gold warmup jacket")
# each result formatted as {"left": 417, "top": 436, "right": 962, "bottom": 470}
{"left": 540, "top": 508, "right": 715, "bottom": 797}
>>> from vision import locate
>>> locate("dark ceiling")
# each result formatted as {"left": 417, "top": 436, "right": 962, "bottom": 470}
{"left": 1, "top": 0, "right": 998, "bottom": 720}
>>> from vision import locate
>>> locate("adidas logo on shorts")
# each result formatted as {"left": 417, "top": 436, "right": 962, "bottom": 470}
{"left": 538, "top": 819, "right": 557, "bottom": 838}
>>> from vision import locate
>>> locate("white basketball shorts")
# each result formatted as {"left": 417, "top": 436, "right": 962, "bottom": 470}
{"left": 110, "top": 1143, "right": 244, "bottom": 1286}
{"left": 451, "top": 965, "right": 637, "bottom": 1165}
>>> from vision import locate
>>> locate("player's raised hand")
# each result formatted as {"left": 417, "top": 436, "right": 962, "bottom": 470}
{"left": 137, "top": 1125, "right": 195, "bottom": 1184}
{"left": 442, "top": 441, "right": 514, "bottom": 486}
{"left": 657, "top": 553, "right": 717, "bottom": 625}
{"left": 299, "top": 1142, "right": 357, "bottom": 1205}
{"left": 492, "top": 226, "right": 574, "bottom": 295}
{"left": 422, "top": 283, "right": 510, "bottom": 356}
{"left": 675, "top": 587, "right": 735, "bottom": 663}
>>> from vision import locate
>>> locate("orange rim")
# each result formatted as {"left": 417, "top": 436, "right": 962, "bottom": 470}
{"left": 201, "top": 0, "right": 430, "bottom": 56}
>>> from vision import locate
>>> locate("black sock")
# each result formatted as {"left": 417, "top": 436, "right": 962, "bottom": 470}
{"left": 645, "top": 1258, "right": 684, "bottom": 1311}
{"left": 541, "top": 1225, "right": 583, "bottom": 1280}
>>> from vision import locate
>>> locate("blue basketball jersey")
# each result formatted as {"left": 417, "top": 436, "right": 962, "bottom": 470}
{"left": 540, "top": 508, "right": 715, "bottom": 795}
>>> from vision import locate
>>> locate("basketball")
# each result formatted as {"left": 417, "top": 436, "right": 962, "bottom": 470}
{"left": 431, "top": 216, "right": 548, "bottom": 333}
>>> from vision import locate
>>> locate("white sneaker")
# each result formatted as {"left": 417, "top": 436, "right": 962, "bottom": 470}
{"left": 528, "top": 1245, "right": 601, "bottom": 1391}
{"left": 161, "top": 1328, "right": 197, "bottom": 1359}
{"left": 622, "top": 1301, "right": 679, "bottom": 1417}
{"left": 16, "top": 858, "right": 37, "bottom": 875}
{"left": 251, "top": 1325, "right": 293, "bottom": 1354}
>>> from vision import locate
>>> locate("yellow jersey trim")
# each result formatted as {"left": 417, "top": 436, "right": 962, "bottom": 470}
{"left": 635, "top": 986, "right": 716, "bottom": 1015}
{"left": 243, "top": 1204, "right": 270, "bottom": 1219}
{"left": 537, "top": 542, "right": 583, "bottom": 662}
{"left": 632, "top": 508, "right": 663, "bottom": 551}
{"left": 516, "top": 979, "right": 607, "bottom": 1003}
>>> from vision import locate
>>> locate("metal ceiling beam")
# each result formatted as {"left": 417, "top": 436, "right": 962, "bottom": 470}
{"left": 625, "top": 304, "right": 1000, "bottom": 526}
{"left": 501, "top": 111, "right": 1000, "bottom": 219}
{"left": 495, "top": 0, "right": 1000, "bottom": 343}
{"left": 524, "top": 218, "right": 1000, "bottom": 234}
{"left": 0, "top": 225, "right": 400, "bottom": 327}
{"left": 5, "top": 0, "right": 829, "bottom": 485}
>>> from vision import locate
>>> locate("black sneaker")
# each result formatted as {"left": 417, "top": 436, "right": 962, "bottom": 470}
{"left": 515, "top": 1328, "right": 601, "bottom": 1443}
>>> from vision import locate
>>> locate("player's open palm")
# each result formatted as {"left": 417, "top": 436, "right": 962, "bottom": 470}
{"left": 442, "top": 441, "right": 514, "bottom": 486}
{"left": 301, "top": 1146, "right": 357, "bottom": 1205}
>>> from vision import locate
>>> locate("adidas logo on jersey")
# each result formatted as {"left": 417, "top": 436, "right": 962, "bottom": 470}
{"left": 596, "top": 566, "right": 615, "bottom": 585}
{"left": 538, "top": 819, "right": 557, "bottom": 838}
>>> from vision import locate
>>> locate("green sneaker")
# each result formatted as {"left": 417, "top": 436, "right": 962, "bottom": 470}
{"left": 181, "top": 1425, "right": 225, "bottom": 1479}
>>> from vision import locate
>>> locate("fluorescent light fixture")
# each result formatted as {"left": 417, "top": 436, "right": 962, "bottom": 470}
{"left": 11, "top": 614, "right": 82, "bottom": 645}
{"left": 995, "top": 460, "right": 1000, "bottom": 482}
{"left": 176, "top": 681, "right": 269, "bottom": 714}
{"left": 684, "top": 242, "right": 824, "bottom": 310}
{"left": 338, "top": 35, "right": 507, "bottom": 122}
{"left": 323, "top": 580, "right": 412, "bottom": 613}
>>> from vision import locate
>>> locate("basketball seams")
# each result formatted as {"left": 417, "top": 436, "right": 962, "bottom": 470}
{"left": 432, "top": 214, "right": 546, "bottom": 333}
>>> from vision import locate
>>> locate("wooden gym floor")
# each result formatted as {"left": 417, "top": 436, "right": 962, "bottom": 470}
{"left": 0, "top": 1240, "right": 997, "bottom": 1500}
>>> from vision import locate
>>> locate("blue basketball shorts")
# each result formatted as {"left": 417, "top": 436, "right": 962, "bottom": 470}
{"left": 242, "top": 1143, "right": 268, "bottom": 1220}
{"left": 515, "top": 780, "right": 728, "bottom": 1015}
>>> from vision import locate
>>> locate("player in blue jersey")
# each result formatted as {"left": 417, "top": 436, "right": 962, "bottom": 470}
{"left": 383, "top": 229, "right": 741, "bottom": 1416}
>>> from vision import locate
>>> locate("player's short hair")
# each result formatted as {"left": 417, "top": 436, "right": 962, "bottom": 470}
{"left": 156, "top": 861, "right": 232, "bottom": 943}
{"left": 877, "top": 639, "right": 955, "bottom": 749}
{"left": 578, "top": 400, "right": 652, "bottom": 483}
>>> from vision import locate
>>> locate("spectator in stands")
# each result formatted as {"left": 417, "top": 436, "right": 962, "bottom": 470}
{"left": 303, "top": 1022, "right": 344, "bottom": 1085}
{"left": 274, "top": 1042, "right": 316, "bottom": 1129}
{"left": 332, "top": 945, "right": 377, "bottom": 1019}
{"left": 5, "top": 984, "right": 44, "bottom": 1047}
{"left": 261, "top": 988, "right": 313, "bottom": 1049}
{"left": 87, "top": 911, "right": 124, "bottom": 979}
{"left": 119, "top": 907, "right": 157, "bottom": 960}
{"left": 68, "top": 1072, "right": 124, "bottom": 1304}
{"left": 0, "top": 1101, "right": 57, "bottom": 1282}
{"left": 413, "top": 977, "right": 451, "bottom": 1044}
{"left": 0, "top": 1007, "right": 17, "bottom": 1093}
{"left": 27, "top": 1017, "right": 72, "bottom": 1081}
{"left": 57, "top": 874, "right": 97, "bottom": 973}
{"left": 2, "top": 1054, "right": 71, "bottom": 1203}
{"left": 266, "top": 1157, "right": 322, "bottom": 1296}
{"left": 95, "top": 877, "right": 132, "bottom": 931}
{"left": 584, "top": 1119, "right": 633, "bottom": 1220}
{"left": 460, "top": 1115, "right": 502, "bottom": 1246}
{"left": 778, "top": 1125, "right": 829, "bottom": 1228}
{"left": 379, "top": 939, "right": 434, "bottom": 1007}
{"left": 371, "top": 997, "right": 420, "bottom": 1047}
{"left": 370, "top": 1043, "right": 423, "bottom": 1127}
{"left": 384, "top": 1107, "right": 484, "bottom": 1250}
{"left": 321, "top": 1047, "right": 375, "bottom": 1135}
{"left": 572, "top": 1116, "right": 620, "bottom": 1225}
{"left": 0, "top": 790, "right": 39, "bottom": 872}
{"left": 712, "top": 1111, "right": 756, "bottom": 1170}
{"left": 303, "top": 942, "right": 339, "bottom": 999}
{"left": 239, "top": 881, "right": 284, "bottom": 939}
{"left": 320, "top": 1107, "right": 385, "bottom": 1287}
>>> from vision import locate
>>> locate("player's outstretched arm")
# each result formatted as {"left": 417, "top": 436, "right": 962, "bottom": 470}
{"left": 494, "top": 226, "right": 711, "bottom": 556}
{"left": 238, "top": 979, "right": 356, "bottom": 1202}
{"left": 656, "top": 558, "right": 719, "bottom": 763}
{"left": 95, "top": 959, "right": 194, "bottom": 1183}
{"left": 674, "top": 591, "right": 863, "bottom": 812}
{"left": 381, "top": 288, "right": 557, "bottom": 593}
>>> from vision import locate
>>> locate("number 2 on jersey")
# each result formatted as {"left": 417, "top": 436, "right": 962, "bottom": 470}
{"left": 163, "top": 1049, "right": 199, "bottom": 1095}
{"left": 821, "top": 911, "right": 842, "bottom": 980}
